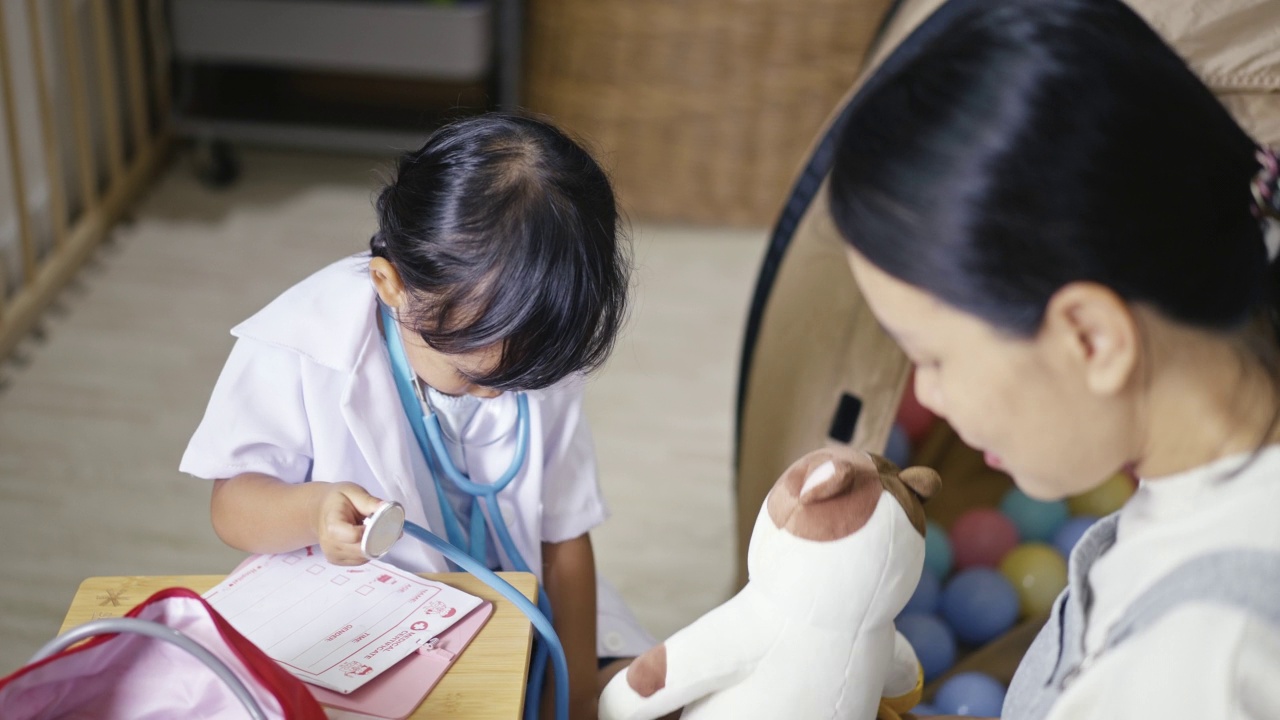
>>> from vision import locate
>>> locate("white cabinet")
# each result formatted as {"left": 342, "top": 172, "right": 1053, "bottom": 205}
{"left": 170, "top": 0, "right": 493, "bottom": 81}
{"left": 167, "top": 0, "right": 520, "bottom": 160}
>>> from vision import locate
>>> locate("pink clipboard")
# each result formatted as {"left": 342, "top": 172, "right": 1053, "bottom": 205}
{"left": 308, "top": 600, "right": 495, "bottom": 719}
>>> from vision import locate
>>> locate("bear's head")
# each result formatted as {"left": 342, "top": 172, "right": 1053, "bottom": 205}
{"left": 747, "top": 447, "right": 940, "bottom": 626}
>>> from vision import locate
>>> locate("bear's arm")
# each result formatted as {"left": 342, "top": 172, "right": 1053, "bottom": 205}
{"left": 599, "top": 588, "right": 778, "bottom": 720}
{"left": 878, "top": 630, "right": 925, "bottom": 717}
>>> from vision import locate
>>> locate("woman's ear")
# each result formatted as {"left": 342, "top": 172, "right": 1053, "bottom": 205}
{"left": 370, "top": 257, "right": 409, "bottom": 311}
{"left": 1042, "top": 282, "right": 1139, "bottom": 397}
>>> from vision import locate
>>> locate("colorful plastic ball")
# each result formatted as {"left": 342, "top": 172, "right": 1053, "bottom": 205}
{"left": 886, "top": 423, "right": 912, "bottom": 468}
{"left": 902, "top": 567, "right": 941, "bottom": 616}
{"left": 950, "top": 508, "right": 1020, "bottom": 569}
{"left": 910, "top": 703, "right": 941, "bottom": 716}
{"left": 896, "top": 613, "right": 957, "bottom": 682}
{"left": 940, "top": 568, "right": 1020, "bottom": 645}
{"left": 897, "top": 372, "right": 939, "bottom": 445}
{"left": 1052, "top": 515, "right": 1098, "bottom": 560}
{"left": 934, "top": 672, "right": 1007, "bottom": 717}
{"left": 999, "top": 488, "right": 1069, "bottom": 543}
{"left": 1067, "top": 471, "right": 1135, "bottom": 517}
{"left": 924, "top": 520, "right": 954, "bottom": 579}
{"left": 999, "top": 543, "right": 1068, "bottom": 618}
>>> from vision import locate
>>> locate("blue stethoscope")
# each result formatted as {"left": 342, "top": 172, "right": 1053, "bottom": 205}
{"left": 374, "top": 302, "right": 565, "bottom": 720}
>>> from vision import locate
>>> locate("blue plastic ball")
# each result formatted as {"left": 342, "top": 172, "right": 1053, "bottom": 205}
{"left": 940, "top": 568, "right": 1019, "bottom": 645}
{"left": 999, "top": 488, "right": 1069, "bottom": 542}
{"left": 924, "top": 520, "right": 953, "bottom": 579}
{"left": 910, "top": 703, "right": 941, "bottom": 716}
{"left": 896, "top": 613, "right": 957, "bottom": 682}
{"left": 902, "top": 567, "right": 941, "bottom": 616}
{"left": 886, "top": 423, "right": 912, "bottom": 467}
{"left": 934, "top": 672, "right": 1006, "bottom": 717}
{"left": 1052, "top": 515, "right": 1098, "bottom": 560}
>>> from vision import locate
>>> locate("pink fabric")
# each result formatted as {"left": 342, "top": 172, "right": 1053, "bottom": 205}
{"left": 0, "top": 588, "right": 325, "bottom": 720}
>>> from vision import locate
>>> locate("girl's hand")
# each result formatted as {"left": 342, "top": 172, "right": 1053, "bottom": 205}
{"left": 314, "top": 482, "right": 387, "bottom": 565}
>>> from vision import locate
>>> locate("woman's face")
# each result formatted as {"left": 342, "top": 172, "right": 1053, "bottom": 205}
{"left": 847, "top": 248, "right": 1133, "bottom": 500}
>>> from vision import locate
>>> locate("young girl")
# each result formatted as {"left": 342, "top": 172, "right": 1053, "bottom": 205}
{"left": 180, "top": 114, "right": 654, "bottom": 719}
{"left": 828, "top": 0, "right": 1280, "bottom": 717}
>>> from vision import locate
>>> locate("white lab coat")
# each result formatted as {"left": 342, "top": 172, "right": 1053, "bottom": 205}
{"left": 181, "top": 254, "right": 656, "bottom": 658}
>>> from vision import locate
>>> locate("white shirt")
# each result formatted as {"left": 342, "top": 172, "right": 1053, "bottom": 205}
{"left": 1047, "top": 448, "right": 1280, "bottom": 719}
{"left": 180, "top": 254, "right": 655, "bottom": 657}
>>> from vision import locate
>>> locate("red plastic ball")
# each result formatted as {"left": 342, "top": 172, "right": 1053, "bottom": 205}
{"left": 950, "top": 508, "right": 1020, "bottom": 570}
{"left": 897, "top": 371, "right": 939, "bottom": 445}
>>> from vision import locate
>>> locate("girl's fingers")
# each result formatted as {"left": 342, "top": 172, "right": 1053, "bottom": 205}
{"left": 341, "top": 484, "right": 387, "bottom": 518}
{"left": 327, "top": 519, "right": 363, "bottom": 545}
{"left": 320, "top": 528, "right": 370, "bottom": 565}
{"left": 314, "top": 483, "right": 385, "bottom": 565}
{"left": 326, "top": 547, "right": 369, "bottom": 566}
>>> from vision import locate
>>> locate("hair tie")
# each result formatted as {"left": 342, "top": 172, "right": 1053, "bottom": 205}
{"left": 1252, "top": 148, "right": 1280, "bottom": 262}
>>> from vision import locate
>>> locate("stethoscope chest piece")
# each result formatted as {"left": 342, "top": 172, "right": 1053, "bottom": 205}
{"left": 362, "top": 501, "right": 407, "bottom": 560}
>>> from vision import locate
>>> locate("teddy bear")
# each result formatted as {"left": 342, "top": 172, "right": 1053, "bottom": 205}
{"left": 599, "top": 447, "right": 941, "bottom": 720}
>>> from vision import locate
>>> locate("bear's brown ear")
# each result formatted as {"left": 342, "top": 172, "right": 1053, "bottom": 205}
{"left": 899, "top": 466, "right": 942, "bottom": 502}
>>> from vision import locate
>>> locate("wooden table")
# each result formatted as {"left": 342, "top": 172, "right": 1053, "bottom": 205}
{"left": 61, "top": 572, "right": 537, "bottom": 719}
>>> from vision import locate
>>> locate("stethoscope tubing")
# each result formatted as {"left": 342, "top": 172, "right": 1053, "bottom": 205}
{"left": 404, "top": 521, "right": 568, "bottom": 720}
{"left": 380, "top": 303, "right": 558, "bottom": 720}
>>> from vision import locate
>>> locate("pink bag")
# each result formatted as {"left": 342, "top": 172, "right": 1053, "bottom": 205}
{"left": 0, "top": 587, "right": 326, "bottom": 719}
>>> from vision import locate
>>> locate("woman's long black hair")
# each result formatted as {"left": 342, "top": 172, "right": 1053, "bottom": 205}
{"left": 830, "top": 0, "right": 1273, "bottom": 338}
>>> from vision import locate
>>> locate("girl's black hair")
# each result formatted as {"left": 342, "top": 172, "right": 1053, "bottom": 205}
{"left": 829, "top": 0, "right": 1274, "bottom": 337}
{"left": 371, "top": 113, "right": 630, "bottom": 391}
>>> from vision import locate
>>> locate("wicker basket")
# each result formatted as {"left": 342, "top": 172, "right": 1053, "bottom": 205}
{"left": 524, "top": 0, "right": 893, "bottom": 226}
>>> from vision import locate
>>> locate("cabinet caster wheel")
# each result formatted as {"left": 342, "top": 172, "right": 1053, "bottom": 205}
{"left": 192, "top": 139, "right": 241, "bottom": 189}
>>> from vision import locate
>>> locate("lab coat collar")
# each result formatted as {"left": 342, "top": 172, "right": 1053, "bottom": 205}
{"left": 231, "top": 253, "right": 451, "bottom": 569}
{"left": 231, "top": 255, "right": 375, "bottom": 373}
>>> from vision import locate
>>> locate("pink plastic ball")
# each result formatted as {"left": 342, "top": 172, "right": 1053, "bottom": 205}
{"left": 950, "top": 508, "right": 1020, "bottom": 570}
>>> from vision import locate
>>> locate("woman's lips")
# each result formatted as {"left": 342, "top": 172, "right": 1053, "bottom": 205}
{"left": 984, "top": 451, "right": 1004, "bottom": 470}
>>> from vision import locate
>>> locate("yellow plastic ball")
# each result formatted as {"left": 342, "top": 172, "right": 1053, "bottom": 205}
{"left": 999, "top": 543, "right": 1068, "bottom": 618}
{"left": 1067, "top": 472, "right": 1135, "bottom": 517}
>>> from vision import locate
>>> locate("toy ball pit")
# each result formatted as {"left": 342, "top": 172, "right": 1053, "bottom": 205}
{"left": 999, "top": 542, "right": 1068, "bottom": 618}
{"left": 950, "top": 508, "right": 1020, "bottom": 570}
{"left": 934, "top": 671, "right": 1007, "bottom": 717}
{"left": 939, "top": 568, "right": 1019, "bottom": 645}
{"left": 999, "top": 488, "right": 1069, "bottom": 543}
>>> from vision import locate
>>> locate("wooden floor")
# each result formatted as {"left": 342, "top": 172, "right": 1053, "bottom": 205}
{"left": 0, "top": 149, "right": 766, "bottom": 673}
